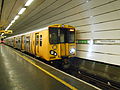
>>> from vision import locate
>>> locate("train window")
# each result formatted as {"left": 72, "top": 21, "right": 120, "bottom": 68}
{"left": 18, "top": 39, "right": 20, "bottom": 43}
{"left": 26, "top": 36, "right": 30, "bottom": 43}
{"left": 60, "top": 29, "right": 65, "bottom": 43}
{"left": 35, "top": 33, "right": 39, "bottom": 45}
{"left": 49, "top": 27, "right": 75, "bottom": 44}
{"left": 60, "top": 28, "right": 75, "bottom": 43}
{"left": 49, "top": 27, "right": 58, "bottom": 44}
{"left": 40, "top": 35, "right": 42, "bottom": 46}
{"left": 67, "top": 29, "right": 75, "bottom": 43}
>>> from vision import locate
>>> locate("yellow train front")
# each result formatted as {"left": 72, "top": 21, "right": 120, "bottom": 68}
{"left": 32, "top": 24, "right": 76, "bottom": 61}
{"left": 47, "top": 24, "right": 76, "bottom": 61}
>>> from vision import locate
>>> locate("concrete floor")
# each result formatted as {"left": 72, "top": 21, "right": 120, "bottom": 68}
{"left": 0, "top": 44, "right": 99, "bottom": 90}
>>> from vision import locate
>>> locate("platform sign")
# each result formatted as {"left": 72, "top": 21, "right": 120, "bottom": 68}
{"left": 77, "top": 40, "right": 89, "bottom": 44}
{"left": 94, "top": 39, "right": 120, "bottom": 45}
{"left": 4, "top": 30, "right": 13, "bottom": 34}
{"left": 0, "top": 30, "right": 13, "bottom": 34}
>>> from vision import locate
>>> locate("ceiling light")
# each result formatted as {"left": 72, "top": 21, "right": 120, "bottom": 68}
{"left": 14, "top": 15, "right": 19, "bottom": 20}
{"left": 9, "top": 23, "right": 12, "bottom": 26}
{"left": 25, "top": 0, "right": 34, "bottom": 6}
{"left": 18, "top": 8, "right": 26, "bottom": 14}
{"left": 5, "top": 26, "right": 10, "bottom": 31}
{"left": 5, "top": 27, "right": 9, "bottom": 30}
{"left": 5, "top": 23, "right": 12, "bottom": 30}
{"left": 11, "top": 20, "right": 15, "bottom": 24}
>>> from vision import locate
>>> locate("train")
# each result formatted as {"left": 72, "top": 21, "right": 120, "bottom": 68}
{"left": 5, "top": 24, "right": 76, "bottom": 63}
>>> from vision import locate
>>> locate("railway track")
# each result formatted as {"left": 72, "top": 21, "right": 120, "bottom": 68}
{"left": 63, "top": 68, "right": 120, "bottom": 90}
{"left": 47, "top": 58, "right": 120, "bottom": 90}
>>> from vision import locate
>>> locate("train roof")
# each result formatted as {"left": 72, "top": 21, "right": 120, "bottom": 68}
{"left": 49, "top": 24, "right": 75, "bottom": 28}
{"left": 6, "top": 24, "right": 75, "bottom": 39}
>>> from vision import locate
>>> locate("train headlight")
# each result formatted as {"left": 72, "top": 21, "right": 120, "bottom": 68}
{"left": 54, "top": 52, "right": 57, "bottom": 56}
{"left": 69, "top": 48, "right": 76, "bottom": 55}
{"left": 50, "top": 50, "right": 54, "bottom": 55}
{"left": 50, "top": 50, "right": 57, "bottom": 56}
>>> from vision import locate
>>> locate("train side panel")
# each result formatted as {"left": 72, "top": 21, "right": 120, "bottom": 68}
{"left": 35, "top": 30, "right": 49, "bottom": 60}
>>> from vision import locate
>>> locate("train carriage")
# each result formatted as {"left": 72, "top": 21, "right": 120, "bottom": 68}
{"left": 5, "top": 24, "right": 76, "bottom": 62}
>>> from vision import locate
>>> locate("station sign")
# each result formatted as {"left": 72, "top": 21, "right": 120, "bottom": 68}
{"left": 0, "top": 30, "right": 13, "bottom": 34}
{"left": 77, "top": 40, "right": 90, "bottom": 44}
{"left": 94, "top": 39, "right": 120, "bottom": 45}
{"left": 77, "top": 39, "right": 120, "bottom": 45}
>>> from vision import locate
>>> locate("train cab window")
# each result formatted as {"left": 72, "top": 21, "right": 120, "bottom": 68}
{"left": 60, "top": 28, "right": 75, "bottom": 43}
{"left": 49, "top": 27, "right": 58, "bottom": 44}
{"left": 49, "top": 27, "right": 75, "bottom": 44}
{"left": 40, "top": 35, "right": 42, "bottom": 46}
{"left": 67, "top": 29, "right": 75, "bottom": 43}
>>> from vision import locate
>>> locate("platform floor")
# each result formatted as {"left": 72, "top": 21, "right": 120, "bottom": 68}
{"left": 0, "top": 44, "right": 100, "bottom": 90}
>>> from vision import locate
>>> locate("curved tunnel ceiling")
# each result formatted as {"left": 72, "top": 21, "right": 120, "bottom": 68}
{"left": 1, "top": 0, "right": 89, "bottom": 37}
{"left": 0, "top": 0, "right": 28, "bottom": 36}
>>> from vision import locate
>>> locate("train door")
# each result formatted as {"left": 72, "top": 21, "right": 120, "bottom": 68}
{"left": 16, "top": 37, "right": 18, "bottom": 48}
{"left": 26, "top": 36, "right": 30, "bottom": 52}
{"left": 18, "top": 37, "right": 21, "bottom": 50}
{"left": 60, "top": 29, "right": 67, "bottom": 57}
{"left": 30, "top": 33, "right": 35, "bottom": 54}
{"left": 14, "top": 37, "right": 16, "bottom": 48}
{"left": 21, "top": 35, "right": 25, "bottom": 50}
{"left": 35, "top": 33, "right": 39, "bottom": 56}
{"left": 39, "top": 34, "right": 43, "bottom": 57}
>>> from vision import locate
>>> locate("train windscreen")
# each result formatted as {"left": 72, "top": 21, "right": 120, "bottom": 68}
{"left": 49, "top": 27, "right": 75, "bottom": 44}
{"left": 49, "top": 27, "right": 59, "bottom": 44}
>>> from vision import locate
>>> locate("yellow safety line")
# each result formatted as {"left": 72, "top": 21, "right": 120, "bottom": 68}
{"left": 13, "top": 50, "right": 78, "bottom": 90}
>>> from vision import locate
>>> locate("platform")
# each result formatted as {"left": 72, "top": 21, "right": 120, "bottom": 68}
{"left": 0, "top": 44, "right": 100, "bottom": 90}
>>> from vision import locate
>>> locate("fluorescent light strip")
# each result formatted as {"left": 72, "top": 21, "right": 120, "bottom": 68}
{"left": 18, "top": 8, "right": 26, "bottom": 15}
{"left": 14, "top": 15, "right": 19, "bottom": 20}
{"left": 11, "top": 20, "right": 15, "bottom": 24}
{"left": 25, "top": 0, "right": 34, "bottom": 6}
{"left": 5, "top": 23, "right": 12, "bottom": 31}
{"left": 5, "top": 15, "right": 19, "bottom": 30}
